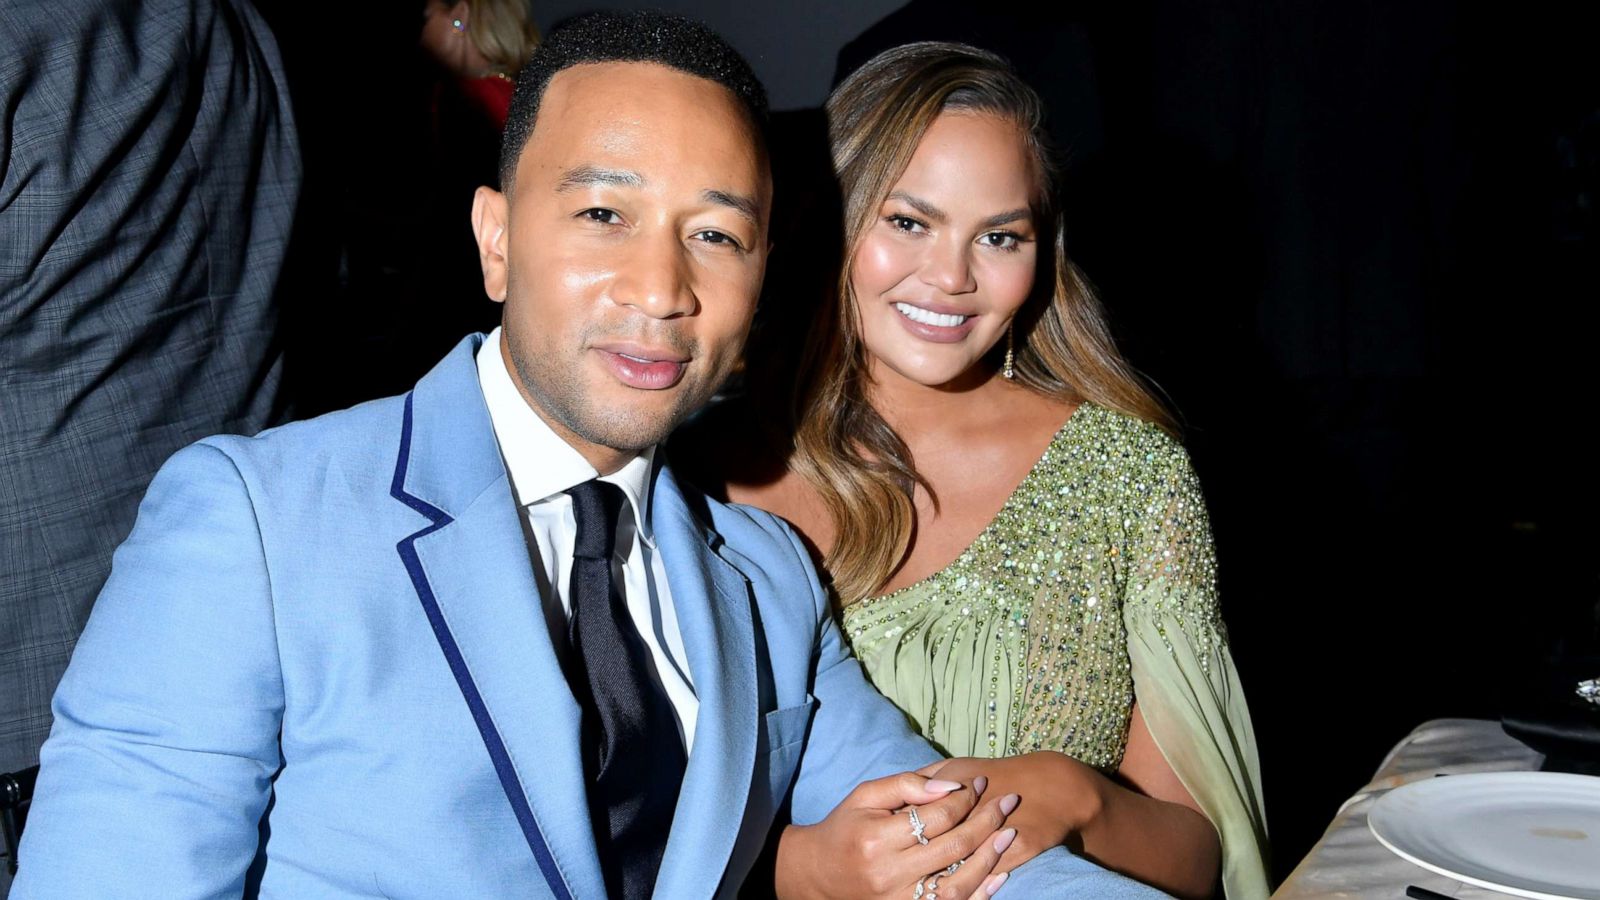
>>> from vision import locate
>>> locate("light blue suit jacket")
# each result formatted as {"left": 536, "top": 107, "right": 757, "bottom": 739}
{"left": 15, "top": 335, "right": 1161, "bottom": 898}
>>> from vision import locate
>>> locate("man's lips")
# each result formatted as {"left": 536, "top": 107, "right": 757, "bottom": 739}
{"left": 592, "top": 345, "right": 689, "bottom": 390}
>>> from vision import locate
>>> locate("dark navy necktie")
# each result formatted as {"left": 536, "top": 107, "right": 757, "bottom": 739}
{"left": 564, "top": 479, "right": 686, "bottom": 900}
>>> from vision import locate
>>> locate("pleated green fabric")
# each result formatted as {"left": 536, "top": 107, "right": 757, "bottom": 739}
{"left": 842, "top": 403, "right": 1269, "bottom": 898}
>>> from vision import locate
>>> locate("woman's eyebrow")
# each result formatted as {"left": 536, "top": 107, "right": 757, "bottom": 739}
{"left": 979, "top": 208, "right": 1031, "bottom": 229}
{"left": 887, "top": 191, "right": 945, "bottom": 222}
{"left": 887, "top": 192, "right": 1030, "bottom": 230}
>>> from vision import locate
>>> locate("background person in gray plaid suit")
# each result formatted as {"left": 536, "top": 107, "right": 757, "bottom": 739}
{"left": 0, "top": 1, "right": 299, "bottom": 887}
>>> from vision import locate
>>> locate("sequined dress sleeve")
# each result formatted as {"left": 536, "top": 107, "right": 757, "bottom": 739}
{"left": 1064, "top": 420, "right": 1270, "bottom": 898}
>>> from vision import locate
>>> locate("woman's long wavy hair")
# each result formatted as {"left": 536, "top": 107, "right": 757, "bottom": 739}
{"left": 796, "top": 42, "right": 1177, "bottom": 603}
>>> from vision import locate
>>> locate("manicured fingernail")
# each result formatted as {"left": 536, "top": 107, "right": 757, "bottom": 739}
{"left": 985, "top": 872, "right": 1009, "bottom": 895}
{"left": 926, "top": 779, "right": 963, "bottom": 793}
{"left": 993, "top": 827, "right": 1017, "bottom": 854}
{"left": 999, "top": 793, "right": 1020, "bottom": 815}
{"left": 973, "top": 775, "right": 988, "bottom": 796}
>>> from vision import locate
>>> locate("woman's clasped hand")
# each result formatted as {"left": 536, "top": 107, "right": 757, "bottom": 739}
{"left": 775, "top": 772, "right": 1023, "bottom": 900}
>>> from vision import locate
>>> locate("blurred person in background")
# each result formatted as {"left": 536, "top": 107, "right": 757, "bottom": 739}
{"left": 420, "top": 0, "right": 541, "bottom": 130}
{"left": 0, "top": 0, "right": 298, "bottom": 890}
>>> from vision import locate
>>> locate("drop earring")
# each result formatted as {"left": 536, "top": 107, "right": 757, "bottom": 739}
{"left": 1003, "top": 325, "right": 1015, "bottom": 380}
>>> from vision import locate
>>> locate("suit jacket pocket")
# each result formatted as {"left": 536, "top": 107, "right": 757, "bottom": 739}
{"left": 750, "top": 695, "right": 816, "bottom": 829}
{"left": 758, "top": 695, "right": 817, "bottom": 756}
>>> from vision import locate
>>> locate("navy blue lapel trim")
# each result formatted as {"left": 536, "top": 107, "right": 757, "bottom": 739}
{"left": 391, "top": 392, "right": 574, "bottom": 900}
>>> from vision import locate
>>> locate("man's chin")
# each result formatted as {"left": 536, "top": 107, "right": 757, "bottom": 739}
{"left": 567, "top": 396, "right": 694, "bottom": 454}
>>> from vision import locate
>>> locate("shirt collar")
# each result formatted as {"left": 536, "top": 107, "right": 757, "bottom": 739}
{"left": 477, "top": 327, "right": 656, "bottom": 546}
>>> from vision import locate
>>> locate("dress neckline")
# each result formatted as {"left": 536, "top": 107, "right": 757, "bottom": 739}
{"left": 850, "top": 402, "right": 1096, "bottom": 608}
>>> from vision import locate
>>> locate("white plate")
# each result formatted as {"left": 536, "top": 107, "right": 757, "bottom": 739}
{"left": 1369, "top": 772, "right": 1600, "bottom": 899}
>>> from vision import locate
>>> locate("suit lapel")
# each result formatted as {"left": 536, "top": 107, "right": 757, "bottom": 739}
{"left": 392, "top": 335, "right": 605, "bottom": 900}
{"left": 393, "top": 337, "right": 765, "bottom": 898}
{"left": 648, "top": 467, "right": 760, "bottom": 899}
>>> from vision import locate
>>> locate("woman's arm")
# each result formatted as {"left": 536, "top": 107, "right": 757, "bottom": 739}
{"left": 928, "top": 703, "right": 1221, "bottom": 899}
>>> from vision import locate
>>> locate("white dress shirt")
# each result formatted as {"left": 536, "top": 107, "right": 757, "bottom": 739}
{"left": 476, "top": 327, "right": 698, "bottom": 749}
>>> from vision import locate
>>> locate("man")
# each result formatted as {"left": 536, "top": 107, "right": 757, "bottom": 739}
{"left": 15, "top": 13, "right": 1158, "bottom": 898}
{"left": 0, "top": 1, "right": 296, "bottom": 889}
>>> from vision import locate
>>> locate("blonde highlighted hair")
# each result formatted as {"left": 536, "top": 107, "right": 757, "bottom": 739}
{"left": 464, "top": 0, "right": 541, "bottom": 76}
{"left": 797, "top": 41, "right": 1177, "bottom": 602}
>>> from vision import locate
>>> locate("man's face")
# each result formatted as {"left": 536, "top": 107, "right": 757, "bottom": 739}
{"left": 472, "top": 62, "right": 771, "bottom": 465}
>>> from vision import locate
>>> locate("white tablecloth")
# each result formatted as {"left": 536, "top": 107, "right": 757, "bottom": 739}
{"left": 1273, "top": 718, "right": 1545, "bottom": 898}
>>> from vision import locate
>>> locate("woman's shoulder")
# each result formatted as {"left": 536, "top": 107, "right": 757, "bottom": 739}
{"left": 1065, "top": 401, "right": 1195, "bottom": 482}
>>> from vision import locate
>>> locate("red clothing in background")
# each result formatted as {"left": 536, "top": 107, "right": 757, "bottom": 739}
{"left": 458, "top": 74, "right": 513, "bottom": 131}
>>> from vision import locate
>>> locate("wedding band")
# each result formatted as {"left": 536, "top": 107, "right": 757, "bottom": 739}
{"left": 907, "top": 806, "right": 930, "bottom": 845}
{"left": 923, "top": 857, "right": 961, "bottom": 898}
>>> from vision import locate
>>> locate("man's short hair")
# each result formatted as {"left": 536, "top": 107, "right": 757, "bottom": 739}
{"left": 499, "top": 10, "right": 769, "bottom": 190}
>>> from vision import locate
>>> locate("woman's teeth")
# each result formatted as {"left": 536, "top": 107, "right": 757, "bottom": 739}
{"left": 894, "top": 302, "right": 971, "bottom": 328}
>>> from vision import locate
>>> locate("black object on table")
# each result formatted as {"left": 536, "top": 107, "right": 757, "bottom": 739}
{"left": 1501, "top": 647, "right": 1600, "bottom": 776}
{"left": 2, "top": 765, "right": 39, "bottom": 876}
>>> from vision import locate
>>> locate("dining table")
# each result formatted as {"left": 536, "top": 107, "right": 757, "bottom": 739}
{"left": 1273, "top": 717, "right": 1550, "bottom": 898}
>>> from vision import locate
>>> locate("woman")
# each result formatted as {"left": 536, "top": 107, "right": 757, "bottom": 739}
{"left": 419, "top": 0, "right": 541, "bottom": 129}
{"left": 690, "top": 43, "right": 1268, "bottom": 898}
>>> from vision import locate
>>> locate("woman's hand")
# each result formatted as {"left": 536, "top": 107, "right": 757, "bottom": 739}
{"left": 774, "top": 771, "right": 1019, "bottom": 900}
{"left": 919, "top": 752, "right": 1102, "bottom": 870}
{"left": 923, "top": 735, "right": 1223, "bottom": 899}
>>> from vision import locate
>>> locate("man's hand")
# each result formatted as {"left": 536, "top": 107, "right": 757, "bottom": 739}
{"left": 775, "top": 771, "right": 1019, "bottom": 900}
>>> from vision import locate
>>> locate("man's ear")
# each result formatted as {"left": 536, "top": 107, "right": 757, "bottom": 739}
{"left": 471, "top": 186, "right": 510, "bottom": 303}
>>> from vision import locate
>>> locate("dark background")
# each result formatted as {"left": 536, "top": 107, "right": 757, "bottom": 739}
{"left": 258, "top": 0, "right": 1599, "bottom": 884}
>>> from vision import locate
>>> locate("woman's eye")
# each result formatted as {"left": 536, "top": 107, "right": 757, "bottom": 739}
{"left": 580, "top": 208, "right": 621, "bottom": 225}
{"left": 886, "top": 215, "right": 924, "bottom": 233}
{"left": 981, "top": 231, "right": 1023, "bottom": 251}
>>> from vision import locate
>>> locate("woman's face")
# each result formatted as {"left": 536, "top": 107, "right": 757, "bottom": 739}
{"left": 850, "top": 111, "right": 1041, "bottom": 390}
{"left": 419, "top": 0, "right": 468, "bottom": 73}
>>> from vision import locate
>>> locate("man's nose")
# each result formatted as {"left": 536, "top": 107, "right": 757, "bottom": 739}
{"left": 609, "top": 231, "right": 698, "bottom": 318}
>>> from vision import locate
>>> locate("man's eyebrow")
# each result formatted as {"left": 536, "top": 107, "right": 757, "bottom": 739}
{"left": 556, "top": 165, "right": 644, "bottom": 192}
{"left": 979, "top": 208, "right": 1032, "bottom": 229}
{"left": 703, "top": 189, "right": 762, "bottom": 226}
{"left": 887, "top": 191, "right": 946, "bottom": 223}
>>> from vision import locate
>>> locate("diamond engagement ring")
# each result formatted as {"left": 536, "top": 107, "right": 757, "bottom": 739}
{"left": 912, "top": 878, "right": 927, "bottom": 899}
{"left": 907, "top": 806, "right": 930, "bottom": 845}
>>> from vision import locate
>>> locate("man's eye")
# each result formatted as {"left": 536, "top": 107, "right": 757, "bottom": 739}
{"left": 693, "top": 230, "right": 743, "bottom": 250}
{"left": 581, "top": 208, "right": 621, "bottom": 225}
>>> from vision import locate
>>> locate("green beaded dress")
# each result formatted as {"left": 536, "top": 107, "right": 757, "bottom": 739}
{"left": 840, "top": 403, "right": 1270, "bottom": 898}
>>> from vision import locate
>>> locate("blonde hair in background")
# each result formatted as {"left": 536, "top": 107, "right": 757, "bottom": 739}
{"left": 465, "top": 0, "right": 541, "bottom": 76}
{"left": 798, "top": 41, "right": 1178, "bottom": 603}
